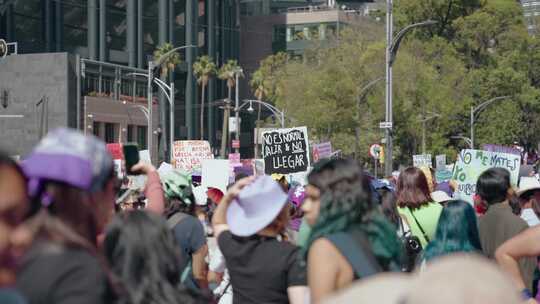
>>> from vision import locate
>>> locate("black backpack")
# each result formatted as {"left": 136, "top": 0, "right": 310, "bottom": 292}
{"left": 399, "top": 208, "right": 430, "bottom": 272}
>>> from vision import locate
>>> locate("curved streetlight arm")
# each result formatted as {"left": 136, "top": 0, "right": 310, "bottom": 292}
{"left": 152, "top": 45, "right": 196, "bottom": 69}
{"left": 357, "top": 77, "right": 384, "bottom": 106}
{"left": 451, "top": 135, "right": 473, "bottom": 148}
{"left": 418, "top": 112, "right": 441, "bottom": 123}
{"left": 133, "top": 105, "right": 149, "bottom": 121}
{"left": 125, "top": 73, "right": 172, "bottom": 105}
{"left": 472, "top": 96, "right": 511, "bottom": 118}
{"left": 389, "top": 20, "right": 437, "bottom": 66}
{"left": 242, "top": 99, "right": 283, "bottom": 118}
{"left": 242, "top": 99, "right": 285, "bottom": 127}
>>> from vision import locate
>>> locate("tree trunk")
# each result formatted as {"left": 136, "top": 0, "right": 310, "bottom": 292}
{"left": 220, "top": 86, "right": 232, "bottom": 158}
{"left": 254, "top": 103, "right": 262, "bottom": 158}
{"left": 200, "top": 83, "right": 206, "bottom": 140}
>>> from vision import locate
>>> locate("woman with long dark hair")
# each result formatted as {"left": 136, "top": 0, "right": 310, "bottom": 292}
{"left": 423, "top": 200, "right": 482, "bottom": 262}
{"left": 104, "top": 210, "right": 206, "bottom": 304}
{"left": 301, "top": 159, "right": 401, "bottom": 303}
{"left": 396, "top": 167, "right": 443, "bottom": 248}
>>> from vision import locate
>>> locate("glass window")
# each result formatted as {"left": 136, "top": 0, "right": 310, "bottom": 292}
{"left": 137, "top": 125, "right": 147, "bottom": 149}
{"left": 105, "top": 122, "right": 117, "bottom": 143}
{"left": 127, "top": 125, "right": 135, "bottom": 142}
{"left": 93, "top": 121, "right": 101, "bottom": 138}
{"left": 63, "top": 0, "right": 87, "bottom": 53}
{"left": 107, "top": 0, "right": 127, "bottom": 52}
{"left": 13, "top": 0, "right": 43, "bottom": 52}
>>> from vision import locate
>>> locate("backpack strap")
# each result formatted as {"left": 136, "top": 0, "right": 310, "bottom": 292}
{"left": 167, "top": 212, "right": 189, "bottom": 229}
{"left": 325, "top": 230, "right": 381, "bottom": 279}
{"left": 407, "top": 207, "right": 430, "bottom": 244}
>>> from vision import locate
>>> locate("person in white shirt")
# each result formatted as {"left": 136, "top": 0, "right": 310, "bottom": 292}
{"left": 517, "top": 177, "right": 540, "bottom": 227}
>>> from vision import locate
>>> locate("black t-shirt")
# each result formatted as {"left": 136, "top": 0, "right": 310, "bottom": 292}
{"left": 16, "top": 240, "right": 109, "bottom": 304}
{"left": 218, "top": 230, "right": 306, "bottom": 304}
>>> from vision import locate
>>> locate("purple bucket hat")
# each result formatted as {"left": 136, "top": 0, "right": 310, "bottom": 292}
{"left": 22, "top": 128, "right": 113, "bottom": 196}
{"left": 227, "top": 175, "right": 288, "bottom": 237}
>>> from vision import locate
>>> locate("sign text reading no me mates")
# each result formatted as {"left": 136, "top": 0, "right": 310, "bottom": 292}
{"left": 262, "top": 127, "right": 310, "bottom": 175}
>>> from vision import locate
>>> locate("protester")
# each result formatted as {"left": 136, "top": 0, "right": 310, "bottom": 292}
{"left": 476, "top": 167, "right": 536, "bottom": 290}
{"left": 517, "top": 177, "right": 540, "bottom": 227}
{"left": 212, "top": 176, "right": 307, "bottom": 304}
{"left": 301, "top": 159, "right": 401, "bottom": 303}
{"left": 430, "top": 190, "right": 452, "bottom": 206}
{"left": 396, "top": 167, "right": 443, "bottom": 248}
{"left": 422, "top": 200, "right": 482, "bottom": 262}
{"left": 116, "top": 189, "right": 145, "bottom": 211}
{"left": 161, "top": 170, "right": 208, "bottom": 290}
{"left": 496, "top": 225, "right": 540, "bottom": 304}
{"left": 103, "top": 210, "right": 206, "bottom": 304}
{"left": 0, "top": 152, "right": 30, "bottom": 304}
{"left": 286, "top": 184, "right": 305, "bottom": 244}
{"left": 406, "top": 254, "right": 523, "bottom": 304}
{"left": 207, "top": 243, "right": 232, "bottom": 304}
{"left": 376, "top": 184, "right": 400, "bottom": 229}
{"left": 16, "top": 128, "right": 116, "bottom": 304}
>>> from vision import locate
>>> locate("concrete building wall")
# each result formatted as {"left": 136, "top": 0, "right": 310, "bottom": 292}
{"left": 0, "top": 53, "right": 75, "bottom": 157}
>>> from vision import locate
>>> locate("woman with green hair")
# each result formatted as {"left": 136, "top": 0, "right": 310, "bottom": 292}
{"left": 423, "top": 200, "right": 483, "bottom": 262}
{"left": 301, "top": 159, "right": 402, "bottom": 303}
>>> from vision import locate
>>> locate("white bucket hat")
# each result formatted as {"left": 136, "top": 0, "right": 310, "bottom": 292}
{"left": 431, "top": 190, "right": 452, "bottom": 204}
{"left": 517, "top": 177, "right": 540, "bottom": 197}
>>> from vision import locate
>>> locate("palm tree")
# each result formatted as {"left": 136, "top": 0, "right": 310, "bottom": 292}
{"left": 193, "top": 55, "right": 217, "bottom": 140}
{"left": 218, "top": 59, "right": 243, "bottom": 158}
{"left": 153, "top": 43, "right": 181, "bottom": 78}
{"left": 152, "top": 43, "right": 181, "bottom": 161}
{"left": 250, "top": 69, "right": 269, "bottom": 158}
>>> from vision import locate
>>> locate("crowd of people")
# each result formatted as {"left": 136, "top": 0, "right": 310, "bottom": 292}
{"left": 1, "top": 128, "right": 540, "bottom": 303}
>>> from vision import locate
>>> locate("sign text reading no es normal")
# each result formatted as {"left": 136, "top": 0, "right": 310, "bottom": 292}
{"left": 262, "top": 127, "right": 310, "bottom": 175}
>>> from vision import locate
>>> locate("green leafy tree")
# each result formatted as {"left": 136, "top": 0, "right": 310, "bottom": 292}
{"left": 193, "top": 55, "right": 217, "bottom": 140}
{"left": 250, "top": 52, "right": 288, "bottom": 157}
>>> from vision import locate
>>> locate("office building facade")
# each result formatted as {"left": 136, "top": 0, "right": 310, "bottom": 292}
{"left": 0, "top": 0, "right": 241, "bottom": 158}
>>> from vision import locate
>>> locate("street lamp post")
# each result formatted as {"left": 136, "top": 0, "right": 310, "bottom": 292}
{"left": 146, "top": 45, "right": 194, "bottom": 163}
{"left": 355, "top": 77, "right": 384, "bottom": 157}
{"left": 384, "top": 0, "right": 437, "bottom": 176}
{"left": 240, "top": 99, "right": 285, "bottom": 128}
{"left": 234, "top": 68, "right": 243, "bottom": 154}
{"left": 128, "top": 72, "right": 177, "bottom": 162}
{"left": 418, "top": 112, "right": 441, "bottom": 155}
{"left": 470, "top": 96, "right": 511, "bottom": 149}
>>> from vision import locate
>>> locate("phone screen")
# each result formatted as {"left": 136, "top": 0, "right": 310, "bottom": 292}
{"left": 123, "top": 143, "right": 140, "bottom": 175}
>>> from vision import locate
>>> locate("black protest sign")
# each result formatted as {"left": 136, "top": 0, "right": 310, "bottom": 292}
{"left": 262, "top": 127, "right": 310, "bottom": 175}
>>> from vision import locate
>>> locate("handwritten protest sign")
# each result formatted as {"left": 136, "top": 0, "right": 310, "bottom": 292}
{"left": 435, "top": 155, "right": 446, "bottom": 170}
{"left": 312, "top": 142, "right": 332, "bottom": 163}
{"left": 482, "top": 144, "right": 521, "bottom": 156}
{"left": 413, "top": 154, "right": 432, "bottom": 168}
{"left": 202, "top": 159, "right": 230, "bottom": 193}
{"left": 173, "top": 141, "right": 213, "bottom": 174}
{"left": 453, "top": 149, "right": 521, "bottom": 203}
{"left": 262, "top": 127, "right": 310, "bottom": 175}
